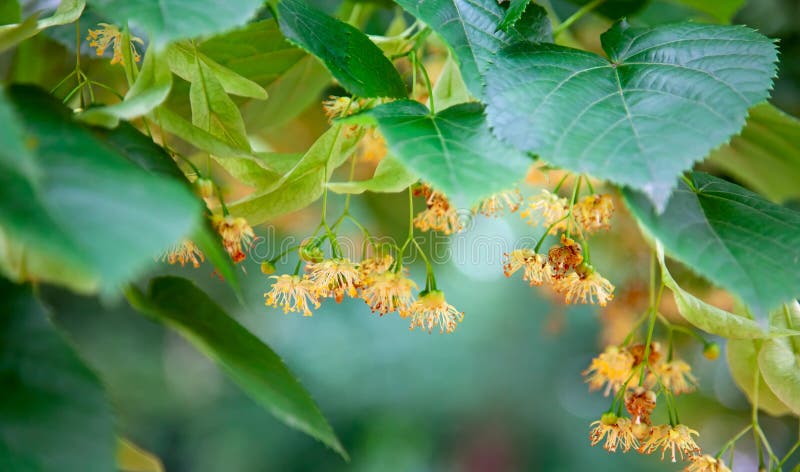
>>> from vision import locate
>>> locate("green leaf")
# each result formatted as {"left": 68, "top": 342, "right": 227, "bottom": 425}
{"left": 117, "top": 439, "right": 164, "bottom": 472}
{"left": 87, "top": 0, "right": 262, "bottom": 47}
{"left": 227, "top": 124, "right": 361, "bottom": 224}
{"left": 395, "top": 0, "right": 551, "bottom": 100}
{"left": 625, "top": 172, "right": 800, "bottom": 317}
{"left": 0, "top": 85, "right": 201, "bottom": 292}
{"left": 710, "top": 104, "right": 800, "bottom": 203}
{"left": 216, "top": 151, "right": 302, "bottom": 189}
{"left": 0, "top": 0, "right": 84, "bottom": 52}
{"left": 275, "top": 0, "right": 405, "bottom": 99}
{"left": 657, "top": 244, "right": 770, "bottom": 339}
{"left": 125, "top": 276, "right": 347, "bottom": 459}
{"left": 328, "top": 156, "right": 418, "bottom": 194}
{"left": 188, "top": 58, "right": 250, "bottom": 150}
{"left": 79, "top": 48, "right": 173, "bottom": 127}
{"left": 0, "top": 0, "right": 20, "bottom": 24}
{"left": 0, "top": 279, "right": 116, "bottom": 471}
{"left": 673, "top": 0, "right": 746, "bottom": 22}
{"left": 88, "top": 121, "right": 240, "bottom": 291}
{"left": 432, "top": 54, "right": 472, "bottom": 110}
{"left": 759, "top": 302, "right": 800, "bottom": 415}
{"left": 167, "top": 41, "right": 267, "bottom": 100}
{"left": 498, "top": 0, "right": 530, "bottom": 32}
{"left": 485, "top": 21, "right": 778, "bottom": 210}
{"left": 195, "top": 18, "right": 330, "bottom": 130}
{"left": 566, "top": 0, "right": 647, "bottom": 19}
{"left": 727, "top": 338, "right": 792, "bottom": 417}
{"left": 346, "top": 100, "right": 531, "bottom": 206}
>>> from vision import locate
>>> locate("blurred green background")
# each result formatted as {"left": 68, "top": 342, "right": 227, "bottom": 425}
{"left": 9, "top": 0, "right": 800, "bottom": 470}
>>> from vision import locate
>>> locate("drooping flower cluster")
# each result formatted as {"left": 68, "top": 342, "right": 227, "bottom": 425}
{"left": 212, "top": 215, "right": 256, "bottom": 264}
{"left": 505, "top": 182, "right": 616, "bottom": 307}
{"left": 161, "top": 240, "right": 204, "bottom": 268}
{"left": 86, "top": 23, "right": 144, "bottom": 66}
{"left": 264, "top": 253, "right": 463, "bottom": 334}
{"left": 584, "top": 341, "right": 705, "bottom": 465}
{"left": 412, "top": 184, "right": 463, "bottom": 234}
{"left": 473, "top": 188, "right": 523, "bottom": 218}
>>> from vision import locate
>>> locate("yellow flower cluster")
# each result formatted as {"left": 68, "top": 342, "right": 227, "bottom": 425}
{"left": 585, "top": 342, "right": 707, "bottom": 465}
{"left": 212, "top": 215, "right": 256, "bottom": 264}
{"left": 412, "top": 185, "right": 463, "bottom": 235}
{"left": 264, "top": 254, "right": 463, "bottom": 334}
{"left": 160, "top": 240, "right": 204, "bottom": 268}
{"left": 473, "top": 188, "right": 523, "bottom": 218}
{"left": 504, "top": 235, "right": 615, "bottom": 306}
{"left": 86, "top": 23, "right": 144, "bottom": 66}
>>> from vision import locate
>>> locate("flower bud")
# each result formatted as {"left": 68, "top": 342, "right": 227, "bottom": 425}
{"left": 195, "top": 177, "right": 214, "bottom": 199}
{"left": 703, "top": 342, "right": 720, "bottom": 361}
{"left": 600, "top": 412, "right": 618, "bottom": 425}
{"left": 260, "top": 261, "right": 276, "bottom": 275}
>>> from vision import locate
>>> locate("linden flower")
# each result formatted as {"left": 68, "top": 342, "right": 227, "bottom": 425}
{"left": 361, "top": 271, "right": 417, "bottom": 315}
{"left": 520, "top": 189, "right": 569, "bottom": 234}
{"left": 547, "top": 235, "right": 583, "bottom": 278}
{"left": 574, "top": 194, "right": 614, "bottom": 234}
{"left": 625, "top": 387, "right": 657, "bottom": 425}
{"left": 359, "top": 254, "right": 394, "bottom": 279}
{"left": 408, "top": 290, "right": 464, "bottom": 334}
{"left": 357, "top": 128, "right": 387, "bottom": 162}
{"left": 685, "top": 454, "right": 732, "bottom": 472}
{"left": 322, "top": 95, "right": 356, "bottom": 121}
{"left": 306, "top": 258, "right": 362, "bottom": 302}
{"left": 589, "top": 414, "right": 639, "bottom": 453}
{"left": 264, "top": 275, "right": 320, "bottom": 316}
{"left": 413, "top": 190, "right": 463, "bottom": 234}
{"left": 474, "top": 188, "right": 523, "bottom": 217}
{"left": 161, "top": 240, "right": 204, "bottom": 268}
{"left": 503, "top": 249, "right": 553, "bottom": 286}
{"left": 656, "top": 359, "right": 697, "bottom": 395}
{"left": 212, "top": 215, "right": 255, "bottom": 264}
{"left": 554, "top": 268, "right": 615, "bottom": 307}
{"left": 583, "top": 345, "right": 635, "bottom": 396}
{"left": 86, "top": 23, "right": 144, "bottom": 66}
{"left": 639, "top": 424, "right": 700, "bottom": 462}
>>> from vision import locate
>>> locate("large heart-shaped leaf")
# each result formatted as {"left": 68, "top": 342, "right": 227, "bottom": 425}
{"left": 485, "top": 21, "right": 778, "bottom": 210}
{"left": 625, "top": 172, "right": 800, "bottom": 317}
{"left": 126, "top": 276, "right": 347, "bottom": 459}
{"left": 395, "top": 0, "right": 551, "bottom": 100}
{"left": 276, "top": 0, "right": 405, "bottom": 99}
{"left": 710, "top": 104, "right": 800, "bottom": 203}
{"left": 87, "top": 0, "right": 262, "bottom": 47}
{"left": 0, "top": 86, "right": 201, "bottom": 293}
{"left": 345, "top": 100, "right": 532, "bottom": 205}
{"left": 0, "top": 279, "right": 116, "bottom": 471}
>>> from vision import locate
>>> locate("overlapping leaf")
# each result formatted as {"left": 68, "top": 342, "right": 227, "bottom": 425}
{"left": 0, "top": 0, "right": 84, "bottom": 52}
{"left": 0, "top": 279, "right": 116, "bottom": 471}
{"left": 625, "top": 172, "right": 800, "bottom": 317}
{"left": 395, "top": 0, "right": 551, "bottom": 100}
{"left": 195, "top": 18, "right": 331, "bottom": 130}
{"left": 276, "top": 0, "right": 405, "bottom": 98}
{"left": 227, "top": 124, "right": 361, "bottom": 224}
{"left": 0, "top": 86, "right": 201, "bottom": 293}
{"left": 126, "top": 276, "right": 347, "bottom": 458}
{"left": 485, "top": 21, "right": 778, "bottom": 210}
{"left": 710, "top": 104, "right": 800, "bottom": 203}
{"left": 87, "top": 0, "right": 262, "bottom": 47}
{"left": 759, "top": 302, "right": 800, "bottom": 415}
{"left": 727, "top": 338, "right": 792, "bottom": 417}
{"left": 345, "top": 100, "right": 532, "bottom": 205}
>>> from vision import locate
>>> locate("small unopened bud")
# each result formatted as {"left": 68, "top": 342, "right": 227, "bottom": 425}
{"left": 703, "top": 342, "right": 720, "bottom": 361}
{"left": 260, "top": 261, "right": 276, "bottom": 275}
{"left": 195, "top": 177, "right": 214, "bottom": 199}
{"left": 632, "top": 423, "right": 651, "bottom": 440}
{"left": 299, "top": 239, "right": 324, "bottom": 263}
{"left": 600, "top": 412, "right": 618, "bottom": 425}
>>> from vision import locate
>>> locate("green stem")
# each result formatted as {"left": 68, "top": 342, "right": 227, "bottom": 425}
{"left": 414, "top": 51, "right": 435, "bottom": 114}
{"left": 534, "top": 214, "right": 569, "bottom": 253}
{"left": 552, "top": 0, "right": 606, "bottom": 37}
{"left": 777, "top": 438, "right": 800, "bottom": 469}
{"left": 716, "top": 424, "right": 753, "bottom": 459}
{"left": 552, "top": 173, "right": 570, "bottom": 193}
{"left": 50, "top": 70, "right": 77, "bottom": 94}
